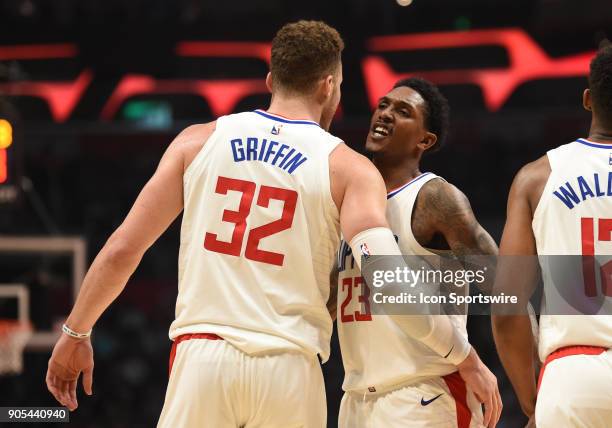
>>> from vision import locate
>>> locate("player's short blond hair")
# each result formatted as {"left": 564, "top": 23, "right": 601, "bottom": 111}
{"left": 271, "top": 20, "right": 344, "bottom": 94}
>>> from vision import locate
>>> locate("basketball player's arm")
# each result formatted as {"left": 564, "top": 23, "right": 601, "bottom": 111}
{"left": 491, "top": 163, "right": 543, "bottom": 418}
{"left": 327, "top": 267, "right": 339, "bottom": 321}
{"left": 335, "top": 149, "right": 473, "bottom": 360}
{"left": 416, "top": 179, "right": 498, "bottom": 291}
{"left": 64, "top": 129, "right": 192, "bottom": 333}
{"left": 332, "top": 146, "right": 500, "bottom": 427}
{"left": 412, "top": 179, "right": 503, "bottom": 425}
{"left": 46, "top": 124, "right": 212, "bottom": 411}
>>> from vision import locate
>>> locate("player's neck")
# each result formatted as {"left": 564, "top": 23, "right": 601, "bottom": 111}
{"left": 373, "top": 156, "right": 422, "bottom": 193}
{"left": 587, "top": 129, "right": 612, "bottom": 144}
{"left": 266, "top": 96, "right": 322, "bottom": 124}
{"left": 587, "top": 117, "right": 612, "bottom": 143}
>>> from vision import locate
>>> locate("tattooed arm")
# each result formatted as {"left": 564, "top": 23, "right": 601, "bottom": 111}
{"left": 413, "top": 178, "right": 498, "bottom": 292}
{"left": 413, "top": 178, "right": 503, "bottom": 426}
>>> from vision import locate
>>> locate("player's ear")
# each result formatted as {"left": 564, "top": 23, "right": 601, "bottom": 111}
{"left": 265, "top": 72, "right": 274, "bottom": 93}
{"left": 314, "top": 75, "right": 334, "bottom": 103}
{"left": 323, "top": 75, "right": 334, "bottom": 99}
{"left": 583, "top": 88, "right": 592, "bottom": 111}
{"left": 418, "top": 132, "right": 437, "bottom": 152}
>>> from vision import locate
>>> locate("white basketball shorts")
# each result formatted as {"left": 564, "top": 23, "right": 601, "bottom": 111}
{"left": 536, "top": 346, "right": 612, "bottom": 428}
{"left": 157, "top": 334, "right": 326, "bottom": 428}
{"left": 339, "top": 372, "right": 484, "bottom": 428}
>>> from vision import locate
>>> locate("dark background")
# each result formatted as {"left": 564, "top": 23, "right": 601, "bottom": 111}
{"left": 0, "top": 0, "right": 611, "bottom": 426}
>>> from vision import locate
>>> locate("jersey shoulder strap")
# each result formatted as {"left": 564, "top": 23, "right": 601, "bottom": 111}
{"left": 387, "top": 172, "right": 441, "bottom": 201}
{"left": 546, "top": 141, "right": 578, "bottom": 171}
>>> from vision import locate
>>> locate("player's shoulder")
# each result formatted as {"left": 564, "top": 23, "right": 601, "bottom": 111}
{"left": 301, "top": 122, "right": 345, "bottom": 147}
{"left": 329, "top": 144, "right": 385, "bottom": 209}
{"left": 510, "top": 155, "right": 551, "bottom": 210}
{"left": 513, "top": 139, "right": 584, "bottom": 190}
{"left": 513, "top": 155, "right": 551, "bottom": 192}
{"left": 330, "top": 144, "right": 381, "bottom": 182}
{"left": 221, "top": 110, "right": 258, "bottom": 123}
{"left": 173, "top": 121, "right": 217, "bottom": 149}
{"left": 417, "top": 177, "right": 472, "bottom": 217}
{"left": 176, "top": 122, "right": 217, "bottom": 141}
{"left": 173, "top": 121, "right": 217, "bottom": 170}
{"left": 420, "top": 176, "right": 460, "bottom": 198}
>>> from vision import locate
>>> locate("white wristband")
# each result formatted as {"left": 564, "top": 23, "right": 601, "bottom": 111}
{"left": 348, "top": 227, "right": 402, "bottom": 269}
{"left": 62, "top": 323, "right": 92, "bottom": 339}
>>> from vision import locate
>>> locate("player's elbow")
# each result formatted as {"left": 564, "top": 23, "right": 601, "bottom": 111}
{"left": 103, "top": 232, "right": 144, "bottom": 267}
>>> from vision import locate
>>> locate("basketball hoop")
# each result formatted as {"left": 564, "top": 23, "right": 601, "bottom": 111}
{"left": 0, "top": 320, "right": 32, "bottom": 375}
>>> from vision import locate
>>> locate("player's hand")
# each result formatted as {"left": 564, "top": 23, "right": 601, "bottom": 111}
{"left": 46, "top": 333, "right": 94, "bottom": 411}
{"left": 457, "top": 348, "right": 502, "bottom": 428}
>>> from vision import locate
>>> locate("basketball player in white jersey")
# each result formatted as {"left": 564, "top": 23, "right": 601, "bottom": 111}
{"left": 45, "top": 21, "right": 498, "bottom": 427}
{"left": 335, "top": 78, "right": 501, "bottom": 428}
{"left": 492, "top": 44, "right": 612, "bottom": 427}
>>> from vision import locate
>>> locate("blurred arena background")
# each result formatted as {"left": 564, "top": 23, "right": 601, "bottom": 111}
{"left": 0, "top": 0, "right": 610, "bottom": 426}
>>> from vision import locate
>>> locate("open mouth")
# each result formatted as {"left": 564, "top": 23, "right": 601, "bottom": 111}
{"left": 370, "top": 123, "right": 392, "bottom": 139}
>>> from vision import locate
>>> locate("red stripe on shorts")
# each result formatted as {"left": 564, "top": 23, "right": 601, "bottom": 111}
{"left": 168, "top": 333, "right": 224, "bottom": 376}
{"left": 537, "top": 345, "right": 607, "bottom": 393}
{"left": 443, "top": 371, "right": 471, "bottom": 428}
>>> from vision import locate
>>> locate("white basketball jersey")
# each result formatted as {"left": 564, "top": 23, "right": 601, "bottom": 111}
{"left": 337, "top": 173, "right": 468, "bottom": 393}
{"left": 170, "top": 110, "right": 341, "bottom": 361}
{"left": 533, "top": 138, "right": 612, "bottom": 360}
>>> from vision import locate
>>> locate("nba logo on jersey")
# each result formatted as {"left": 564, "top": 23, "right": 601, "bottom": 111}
{"left": 271, "top": 124, "right": 283, "bottom": 135}
{"left": 609, "top": 152, "right": 612, "bottom": 165}
{"left": 360, "top": 243, "right": 371, "bottom": 259}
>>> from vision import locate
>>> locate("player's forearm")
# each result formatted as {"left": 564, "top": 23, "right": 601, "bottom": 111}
{"left": 391, "top": 314, "right": 471, "bottom": 365}
{"left": 326, "top": 282, "right": 338, "bottom": 321}
{"left": 327, "top": 296, "right": 337, "bottom": 321}
{"left": 473, "top": 225, "right": 498, "bottom": 256}
{"left": 449, "top": 225, "right": 499, "bottom": 294}
{"left": 491, "top": 315, "right": 536, "bottom": 415}
{"left": 326, "top": 281, "right": 338, "bottom": 321}
{"left": 472, "top": 227, "right": 499, "bottom": 294}
{"left": 327, "top": 267, "right": 339, "bottom": 321}
{"left": 349, "top": 227, "right": 471, "bottom": 365}
{"left": 65, "top": 238, "right": 144, "bottom": 332}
